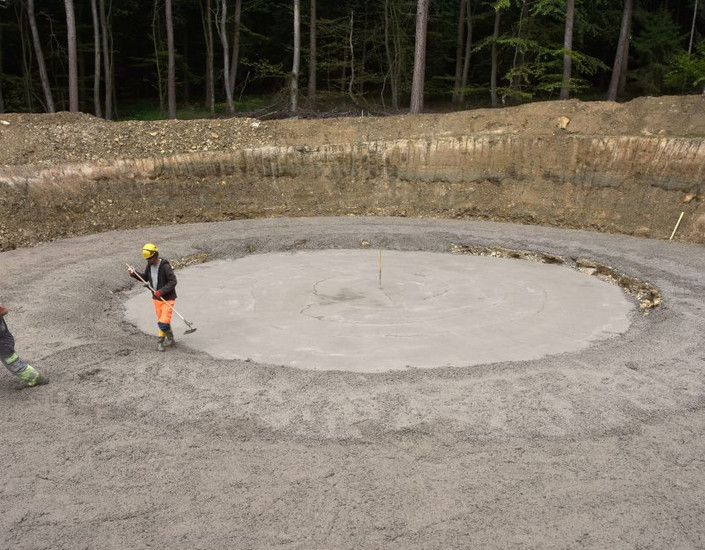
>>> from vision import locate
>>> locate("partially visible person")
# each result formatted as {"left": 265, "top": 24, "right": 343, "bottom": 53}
{"left": 0, "top": 301, "right": 46, "bottom": 387}
{"left": 127, "top": 243, "right": 178, "bottom": 352}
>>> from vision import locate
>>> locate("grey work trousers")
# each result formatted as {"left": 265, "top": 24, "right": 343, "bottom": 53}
{"left": 0, "top": 322, "right": 30, "bottom": 376}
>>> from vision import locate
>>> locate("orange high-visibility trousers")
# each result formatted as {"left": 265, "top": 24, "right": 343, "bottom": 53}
{"left": 153, "top": 299, "right": 175, "bottom": 336}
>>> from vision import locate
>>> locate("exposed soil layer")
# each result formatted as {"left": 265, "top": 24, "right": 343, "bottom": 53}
{"left": 1, "top": 95, "right": 705, "bottom": 251}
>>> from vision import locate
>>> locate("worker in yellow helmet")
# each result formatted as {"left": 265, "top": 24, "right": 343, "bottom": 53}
{"left": 127, "top": 243, "right": 178, "bottom": 351}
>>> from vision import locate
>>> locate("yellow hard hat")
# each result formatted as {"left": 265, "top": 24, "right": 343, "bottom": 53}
{"left": 142, "top": 243, "right": 159, "bottom": 259}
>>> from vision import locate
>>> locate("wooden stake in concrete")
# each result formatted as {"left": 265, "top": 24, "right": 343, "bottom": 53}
{"left": 669, "top": 211, "right": 685, "bottom": 241}
{"left": 378, "top": 249, "right": 382, "bottom": 288}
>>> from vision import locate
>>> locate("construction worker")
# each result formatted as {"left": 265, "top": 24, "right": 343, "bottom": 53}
{"left": 0, "top": 301, "right": 46, "bottom": 387}
{"left": 127, "top": 243, "right": 178, "bottom": 352}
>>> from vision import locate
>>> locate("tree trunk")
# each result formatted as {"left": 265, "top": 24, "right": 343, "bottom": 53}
{"left": 90, "top": 0, "right": 102, "bottom": 117}
{"left": 490, "top": 7, "right": 500, "bottom": 107}
{"left": 77, "top": 22, "right": 87, "bottom": 108}
{"left": 27, "top": 0, "right": 55, "bottom": 112}
{"left": 688, "top": 0, "right": 698, "bottom": 55}
{"left": 152, "top": 0, "right": 164, "bottom": 113}
{"left": 560, "top": 0, "right": 575, "bottom": 100}
{"left": 348, "top": 10, "right": 355, "bottom": 103}
{"left": 460, "top": 0, "right": 473, "bottom": 104}
{"left": 17, "top": 5, "right": 34, "bottom": 110}
{"left": 358, "top": 5, "right": 367, "bottom": 95}
{"left": 291, "top": 0, "right": 300, "bottom": 114}
{"left": 64, "top": 0, "right": 79, "bottom": 112}
{"left": 201, "top": 0, "right": 215, "bottom": 113}
{"left": 165, "top": 0, "right": 177, "bottom": 119}
{"left": 308, "top": 0, "right": 317, "bottom": 102}
{"left": 228, "top": 0, "right": 242, "bottom": 96}
{"left": 216, "top": 0, "right": 234, "bottom": 114}
{"left": 99, "top": 0, "right": 113, "bottom": 119}
{"left": 508, "top": 0, "right": 528, "bottom": 102}
{"left": 452, "top": 0, "right": 466, "bottom": 106}
{"left": 607, "top": 0, "right": 633, "bottom": 101}
{"left": 409, "top": 0, "right": 429, "bottom": 114}
{"left": 383, "top": 0, "right": 400, "bottom": 110}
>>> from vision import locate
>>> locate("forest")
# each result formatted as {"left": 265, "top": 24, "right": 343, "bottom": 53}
{"left": 0, "top": 0, "right": 703, "bottom": 119}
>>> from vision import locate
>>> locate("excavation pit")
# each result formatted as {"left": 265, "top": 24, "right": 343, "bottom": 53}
{"left": 124, "top": 249, "right": 634, "bottom": 372}
{"left": 3, "top": 98, "right": 705, "bottom": 549}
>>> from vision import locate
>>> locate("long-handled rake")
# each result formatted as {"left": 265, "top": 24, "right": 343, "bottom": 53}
{"left": 126, "top": 263, "right": 197, "bottom": 334}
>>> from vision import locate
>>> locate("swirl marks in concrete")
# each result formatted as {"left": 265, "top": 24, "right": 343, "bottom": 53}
{"left": 125, "top": 249, "right": 633, "bottom": 372}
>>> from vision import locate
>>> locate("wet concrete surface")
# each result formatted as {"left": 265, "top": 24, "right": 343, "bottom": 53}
{"left": 2, "top": 217, "right": 705, "bottom": 550}
{"left": 125, "top": 250, "right": 632, "bottom": 371}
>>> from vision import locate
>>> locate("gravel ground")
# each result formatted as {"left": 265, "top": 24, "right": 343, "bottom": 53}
{"left": 1, "top": 216, "right": 705, "bottom": 549}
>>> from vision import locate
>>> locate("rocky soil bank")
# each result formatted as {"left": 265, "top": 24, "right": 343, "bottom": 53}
{"left": 1, "top": 95, "right": 704, "bottom": 251}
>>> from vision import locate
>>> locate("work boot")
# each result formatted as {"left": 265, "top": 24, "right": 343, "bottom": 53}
{"left": 18, "top": 365, "right": 47, "bottom": 387}
{"left": 157, "top": 338, "right": 166, "bottom": 352}
{"left": 165, "top": 331, "right": 176, "bottom": 347}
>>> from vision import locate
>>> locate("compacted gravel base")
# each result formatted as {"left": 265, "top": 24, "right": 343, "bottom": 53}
{"left": 1, "top": 217, "right": 704, "bottom": 549}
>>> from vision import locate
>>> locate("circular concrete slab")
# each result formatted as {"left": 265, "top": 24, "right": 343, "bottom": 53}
{"left": 125, "top": 249, "right": 633, "bottom": 372}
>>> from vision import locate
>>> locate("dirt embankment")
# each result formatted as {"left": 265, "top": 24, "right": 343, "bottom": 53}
{"left": 1, "top": 95, "right": 704, "bottom": 250}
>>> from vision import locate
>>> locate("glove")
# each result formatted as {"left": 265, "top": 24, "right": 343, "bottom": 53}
{"left": 127, "top": 267, "right": 135, "bottom": 275}
{"left": 154, "top": 291, "right": 162, "bottom": 299}
{"left": 0, "top": 304, "right": 7, "bottom": 317}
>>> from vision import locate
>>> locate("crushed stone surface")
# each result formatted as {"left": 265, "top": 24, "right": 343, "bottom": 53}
{"left": 2, "top": 216, "right": 705, "bottom": 549}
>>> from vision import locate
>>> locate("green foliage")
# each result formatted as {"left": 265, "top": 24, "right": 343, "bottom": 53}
{"left": 631, "top": 8, "right": 684, "bottom": 64}
{"left": 239, "top": 58, "right": 286, "bottom": 81}
{"left": 116, "top": 100, "right": 169, "bottom": 121}
{"left": 629, "top": 8, "right": 684, "bottom": 95}
{"left": 0, "top": 74, "right": 28, "bottom": 112}
{"left": 569, "top": 49, "right": 609, "bottom": 76}
{"left": 116, "top": 95, "right": 269, "bottom": 121}
{"left": 316, "top": 14, "right": 352, "bottom": 81}
{"left": 531, "top": 0, "right": 566, "bottom": 19}
{"left": 497, "top": 85, "right": 533, "bottom": 102}
{"left": 666, "top": 43, "right": 705, "bottom": 92}
{"left": 517, "top": 52, "right": 597, "bottom": 98}
{"left": 0, "top": 0, "right": 703, "bottom": 115}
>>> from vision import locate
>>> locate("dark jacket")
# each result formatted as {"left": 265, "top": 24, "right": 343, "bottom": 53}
{"left": 133, "top": 259, "right": 178, "bottom": 300}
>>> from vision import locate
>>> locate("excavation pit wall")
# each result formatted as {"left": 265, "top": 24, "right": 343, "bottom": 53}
{"left": 2, "top": 133, "right": 705, "bottom": 251}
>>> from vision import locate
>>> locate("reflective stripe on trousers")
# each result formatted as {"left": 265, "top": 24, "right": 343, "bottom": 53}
{"left": 1, "top": 351, "right": 31, "bottom": 376}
